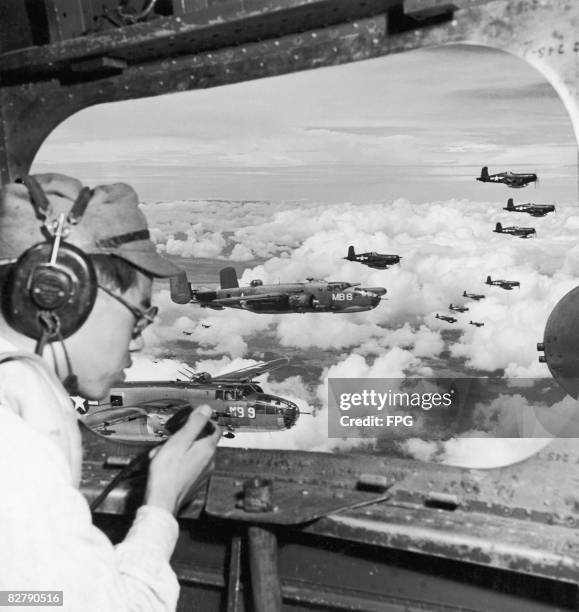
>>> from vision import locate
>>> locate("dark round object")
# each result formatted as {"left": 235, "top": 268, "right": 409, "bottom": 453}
{"left": 3, "top": 241, "right": 97, "bottom": 340}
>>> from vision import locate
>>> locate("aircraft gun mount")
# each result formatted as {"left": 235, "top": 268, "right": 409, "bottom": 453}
{"left": 539, "top": 286, "right": 579, "bottom": 399}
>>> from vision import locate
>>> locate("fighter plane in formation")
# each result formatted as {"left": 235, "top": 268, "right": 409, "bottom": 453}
{"left": 170, "top": 268, "right": 386, "bottom": 314}
{"left": 476, "top": 166, "right": 537, "bottom": 189}
{"left": 435, "top": 314, "right": 457, "bottom": 324}
{"left": 493, "top": 222, "right": 536, "bottom": 239}
{"left": 343, "top": 246, "right": 401, "bottom": 270}
{"left": 463, "top": 291, "right": 485, "bottom": 301}
{"left": 469, "top": 321, "right": 484, "bottom": 328}
{"left": 79, "top": 358, "right": 298, "bottom": 440}
{"left": 486, "top": 276, "right": 520, "bottom": 290}
{"left": 504, "top": 198, "right": 555, "bottom": 217}
{"left": 449, "top": 304, "right": 469, "bottom": 313}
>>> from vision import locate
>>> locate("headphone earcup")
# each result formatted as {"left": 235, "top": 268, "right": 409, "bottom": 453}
{"left": 3, "top": 241, "right": 97, "bottom": 339}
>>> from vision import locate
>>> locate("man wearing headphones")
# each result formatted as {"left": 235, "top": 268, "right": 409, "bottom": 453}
{"left": 0, "top": 174, "right": 220, "bottom": 610}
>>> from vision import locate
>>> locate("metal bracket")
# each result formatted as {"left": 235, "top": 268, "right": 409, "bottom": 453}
{"left": 204, "top": 474, "right": 390, "bottom": 525}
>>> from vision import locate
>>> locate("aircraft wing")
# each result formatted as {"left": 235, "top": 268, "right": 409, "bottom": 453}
{"left": 212, "top": 292, "right": 288, "bottom": 306}
{"left": 212, "top": 358, "right": 289, "bottom": 383}
{"left": 81, "top": 406, "right": 148, "bottom": 427}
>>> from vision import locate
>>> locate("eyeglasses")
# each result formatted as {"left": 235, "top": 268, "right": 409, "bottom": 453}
{"left": 98, "top": 285, "right": 158, "bottom": 339}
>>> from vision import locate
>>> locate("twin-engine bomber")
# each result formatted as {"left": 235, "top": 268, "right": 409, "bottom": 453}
{"left": 171, "top": 268, "right": 386, "bottom": 314}
{"left": 79, "top": 359, "right": 299, "bottom": 441}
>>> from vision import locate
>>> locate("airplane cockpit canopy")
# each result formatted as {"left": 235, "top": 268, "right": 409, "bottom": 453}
{"left": 254, "top": 394, "right": 300, "bottom": 429}
{"left": 327, "top": 282, "right": 351, "bottom": 291}
{"left": 250, "top": 279, "right": 264, "bottom": 287}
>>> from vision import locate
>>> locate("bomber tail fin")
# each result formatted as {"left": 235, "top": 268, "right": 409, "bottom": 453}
{"left": 486, "top": 276, "right": 492, "bottom": 284}
{"left": 220, "top": 267, "right": 239, "bottom": 289}
{"left": 506, "top": 198, "right": 514, "bottom": 210}
{"left": 462, "top": 291, "right": 467, "bottom": 297}
{"left": 346, "top": 245, "right": 355, "bottom": 260}
{"left": 480, "top": 166, "right": 490, "bottom": 180}
{"left": 495, "top": 222, "right": 503, "bottom": 232}
{"left": 170, "top": 271, "right": 192, "bottom": 304}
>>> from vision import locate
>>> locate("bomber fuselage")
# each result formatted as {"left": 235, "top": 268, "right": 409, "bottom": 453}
{"left": 196, "top": 281, "right": 385, "bottom": 313}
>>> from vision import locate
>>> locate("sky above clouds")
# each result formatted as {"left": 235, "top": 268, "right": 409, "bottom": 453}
{"left": 35, "top": 44, "right": 577, "bottom": 203}
{"left": 32, "top": 43, "right": 579, "bottom": 467}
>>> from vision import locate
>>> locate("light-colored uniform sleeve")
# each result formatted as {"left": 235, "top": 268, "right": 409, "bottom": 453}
{"left": 0, "top": 361, "right": 180, "bottom": 612}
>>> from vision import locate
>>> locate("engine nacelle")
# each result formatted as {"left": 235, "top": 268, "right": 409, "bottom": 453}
{"left": 288, "top": 293, "right": 314, "bottom": 310}
{"left": 193, "top": 372, "right": 212, "bottom": 384}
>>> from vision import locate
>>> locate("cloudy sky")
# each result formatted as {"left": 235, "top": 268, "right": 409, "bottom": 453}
{"left": 33, "top": 44, "right": 579, "bottom": 468}
{"left": 35, "top": 44, "right": 577, "bottom": 203}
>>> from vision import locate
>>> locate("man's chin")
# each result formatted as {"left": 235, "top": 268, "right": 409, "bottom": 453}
{"left": 77, "top": 387, "right": 107, "bottom": 402}
{"left": 76, "top": 374, "right": 125, "bottom": 401}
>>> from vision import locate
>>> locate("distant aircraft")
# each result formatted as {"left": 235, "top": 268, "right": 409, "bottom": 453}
{"left": 182, "top": 331, "right": 193, "bottom": 336}
{"left": 504, "top": 198, "right": 555, "bottom": 217}
{"left": 79, "top": 358, "right": 298, "bottom": 440}
{"left": 449, "top": 303, "right": 469, "bottom": 313}
{"left": 344, "top": 246, "right": 401, "bottom": 270}
{"left": 463, "top": 291, "right": 485, "bottom": 301}
{"left": 485, "top": 276, "right": 520, "bottom": 290}
{"left": 493, "top": 222, "right": 536, "bottom": 239}
{"left": 469, "top": 321, "right": 484, "bottom": 327}
{"left": 435, "top": 314, "right": 457, "bottom": 324}
{"left": 476, "top": 166, "right": 537, "bottom": 188}
{"left": 171, "top": 268, "right": 386, "bottom": 314}
{"left": 201, "top": 324, "right": 211, "bottom": 329}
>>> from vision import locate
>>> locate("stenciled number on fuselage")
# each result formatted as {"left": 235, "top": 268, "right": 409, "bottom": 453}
{"left": 228, "top": 406, "right": 256, "bottom": 418}
{"left": 331, "top": 293, "right": 353, "bottom": 301}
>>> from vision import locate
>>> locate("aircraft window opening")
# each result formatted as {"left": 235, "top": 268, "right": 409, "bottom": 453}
{"left": 424, "top": 494, "right": 459, "bottom": 512}
{"left": 36, "top": 42, "right": 575, "bottom": 470}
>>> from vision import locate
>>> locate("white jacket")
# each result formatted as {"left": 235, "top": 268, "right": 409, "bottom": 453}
{"left": 0, "top": 340, "right": 180, "bottom": 611}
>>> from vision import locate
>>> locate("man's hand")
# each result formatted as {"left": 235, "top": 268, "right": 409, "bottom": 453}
{"left": 145, "top": 405, "right": 220, "bottom": 515}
